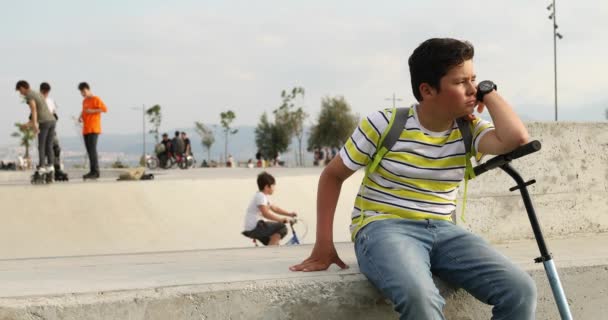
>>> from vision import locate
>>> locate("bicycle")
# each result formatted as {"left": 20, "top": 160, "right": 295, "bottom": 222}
{"left": 283, "top": 218, "right": 308, "bottom": 245}
{"left": 242, "top": 218, "right": 308, "bottom": 247}
{"left": 165, "top": 153, "right": 196, "bottom": 170}
{"left": 145, "top": 154, "right": 160, "bottom": 170}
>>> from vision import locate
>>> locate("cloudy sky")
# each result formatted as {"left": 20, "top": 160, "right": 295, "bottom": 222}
{"left": 1, "top": 0, "right": 607, "bottom": 145}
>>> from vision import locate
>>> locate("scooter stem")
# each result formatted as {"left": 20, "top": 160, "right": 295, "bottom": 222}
{"left": 500, "top": 163, "right": 573, "bottom": 320}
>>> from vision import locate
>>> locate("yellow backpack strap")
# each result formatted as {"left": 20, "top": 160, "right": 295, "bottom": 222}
{"left": 455, "top": 117, "right": 475, "bottom": 222}
{"left": 355, "top": 107, "right": 410, "bottom": 233}
{"left": 367, "top": 107, "right": 410, "bottom": 175}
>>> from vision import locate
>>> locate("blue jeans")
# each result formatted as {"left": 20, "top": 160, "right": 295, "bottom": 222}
{"left": 355, "top": 219, "right": 537, "bottom": 320}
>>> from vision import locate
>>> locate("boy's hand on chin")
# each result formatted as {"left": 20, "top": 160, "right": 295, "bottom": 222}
{"left": 476, "top": 101, "right": 486, "bottom": 114}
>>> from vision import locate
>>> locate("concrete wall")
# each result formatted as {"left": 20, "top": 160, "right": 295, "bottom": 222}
{"left": 460, "top": 122, "right": 608, "bottom": 241}
{"left": 0, "top": 122, "right": 606, "bottom": 259}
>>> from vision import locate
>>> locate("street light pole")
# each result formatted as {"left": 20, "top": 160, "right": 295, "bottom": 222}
{"left": 142, "top": 104, "right": 146, "bottom": 157}
{"left": 385, "top": 93, "right": 403, "bottom": 108}
{"left": 548, "top": 1, "right": 563, "bottom": 121}
{"left": 132, "top": 105, "right": 146, "bottom": 160}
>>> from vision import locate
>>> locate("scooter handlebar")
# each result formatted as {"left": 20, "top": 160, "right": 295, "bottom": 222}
{"left": 508, "top": 140, "right": 542, "bottom": 160}
{"left": 473, "top": 140, "right": 541, "bottom": 176}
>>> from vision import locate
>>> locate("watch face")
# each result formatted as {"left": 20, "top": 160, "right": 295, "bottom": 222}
{"left": 479, "top": 81, "right": 494, "bottom": 92}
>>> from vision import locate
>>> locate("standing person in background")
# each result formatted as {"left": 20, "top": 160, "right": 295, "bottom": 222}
{"left": 255, "top": 151, "right": 263, "bottom": 168}
{"left": 40, "top": 82, "right": 68, "bottom": 181}
{"left": 181, "top": 132, "right": 191, "bottom": 156}
{"left": 15, "top": 80, "right": 56, "bottom": 177}
{"left": 313, "top": 148, "right": 320, "bottom": 166}
{"left": 78, "top": 82, "right": 107, "bottom": 180}
{"left": 323, "top": 147, "right": 332, "bottom": 166}
{"left": 227, "top": 154, "right": 234, "bottom": 168}
{"left": 40, "top": 82, "right": 57, "bottom": 115}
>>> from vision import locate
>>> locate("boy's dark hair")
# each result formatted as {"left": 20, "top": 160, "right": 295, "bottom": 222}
{"left": 15, "top": 80, "right": 30, "bottom": 90}
{"left": 257, "top": 172, "right": 276, "bottom": 191}
{"left": 181, "top": 131, "right": 186, "bottom": 135}
{"left": 78, "top": 82, "right": 90, "bottom": 91}
{"left": 408, "top": 38, "right": 475, "bottom": 101}
{"left": 40, "top": 82, "right": 51, "bottom": 93}
{"left": 162, "top": 133, "right": 168, "bottom": 138}
{"left": 174, "top": 131, "right": 180, "bottom": 137}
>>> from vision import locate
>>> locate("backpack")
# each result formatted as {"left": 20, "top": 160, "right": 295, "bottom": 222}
{"left": 356, "top": 107, "right": 475, "bottom": 232}
{"left": 155, "top": 143, "right": 166, "bottom": 154}
{"left": 367, "top": 107, "right": 474, "bottom": 178}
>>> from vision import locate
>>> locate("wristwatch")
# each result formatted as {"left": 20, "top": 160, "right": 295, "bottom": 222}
{"left": 476, "top": 80, "right": 497, "bottom": 102}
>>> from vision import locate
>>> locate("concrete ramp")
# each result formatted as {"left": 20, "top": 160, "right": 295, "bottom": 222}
{"left": 0, "top": 169, "right": 363, "bottom": 259}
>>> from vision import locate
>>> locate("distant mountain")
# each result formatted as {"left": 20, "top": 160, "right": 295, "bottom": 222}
{"left": 4, "top": 125, "right": 315, "bottom": 167}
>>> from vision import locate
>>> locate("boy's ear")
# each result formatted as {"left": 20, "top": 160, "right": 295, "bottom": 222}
{"left": 419, "top": 83, "right": 436, "bottom": 100}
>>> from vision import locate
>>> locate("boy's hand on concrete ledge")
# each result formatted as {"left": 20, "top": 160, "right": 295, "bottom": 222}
{"left": 289, "top": 242, "right": 348, "bottom": 272}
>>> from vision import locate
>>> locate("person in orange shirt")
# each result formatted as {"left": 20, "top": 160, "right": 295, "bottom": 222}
{"left": 78, "top": 82, "right": 107, "bottom": 180}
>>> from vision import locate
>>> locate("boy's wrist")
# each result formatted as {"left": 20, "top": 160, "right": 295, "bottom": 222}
{"left": 316, "top": 233, "right": 333, "bottom": 244}
{"left": 480, "top": 91, "right": 500, "bottom": 108}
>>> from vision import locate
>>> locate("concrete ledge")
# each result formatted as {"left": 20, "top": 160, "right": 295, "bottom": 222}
{"left": 1, "top": 234, "right": 607, "bottom": 320}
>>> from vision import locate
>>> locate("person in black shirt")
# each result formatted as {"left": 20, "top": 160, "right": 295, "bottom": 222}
{"left": 158, "top": 133, "right": 171, "bottom": 168}
{"left": 181, "top": 132, "right": 191, "bottom": 156}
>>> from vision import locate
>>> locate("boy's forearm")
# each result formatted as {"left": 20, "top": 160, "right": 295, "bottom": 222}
{"left": 271, "top": 206, "right": 291, "bottom": 216}
{"left": 316, "top": 170, "right": 342, "bottom": 244}
{"left": 272, "top": 213, "right": 288, "bottom": 222}
{"left": 262, "top": 210, "right": 288, "bottom": 223}
{"left": 484, "top": 92, "right": 529, "bottom": 147}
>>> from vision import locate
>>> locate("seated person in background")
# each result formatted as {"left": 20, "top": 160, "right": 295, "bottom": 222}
{"left": 157, "top": 133, "right": 171, "bottom": 168}
{"left": 171, "top": 131, "right": 185, "bottom": 160}
{"left": 242, "top": 172, "right": 297, "bottom": 245}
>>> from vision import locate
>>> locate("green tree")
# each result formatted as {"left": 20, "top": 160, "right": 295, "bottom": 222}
{"left": 274, "top": 87, "right": 308, "bottom": 166}
{"left": 220, "top": 110, "right": 238, "bottom": 160}
{"left": 195, "top": 122, "right": 215, "bottom": 162}
{"left": 11, "top": 123, "right": 35, "bottom": 159}
{"left": 146, "top": 104, "right": 162, "bottom": 144}
{"left": 255, "top": 112, "right": 290, "bottom": 161}
{"left": 307, "top": 96, "right": 358, "bottom": 150}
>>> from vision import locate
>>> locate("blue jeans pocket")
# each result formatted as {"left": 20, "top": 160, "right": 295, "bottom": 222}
{"left": 355, "top": 229, "right": 369, "bottom": 256}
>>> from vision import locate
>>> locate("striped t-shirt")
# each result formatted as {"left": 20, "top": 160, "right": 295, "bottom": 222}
{"left": 339, "top": 105, "right": 494, "bottom": 238}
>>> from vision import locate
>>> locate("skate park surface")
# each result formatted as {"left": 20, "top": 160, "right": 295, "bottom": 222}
{"left": 0, "top": 122, "right": 607, "bottom": 319}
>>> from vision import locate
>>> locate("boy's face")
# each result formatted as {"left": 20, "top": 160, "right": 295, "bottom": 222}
{"left": 80, "top": 89, "right": 90, "bottom": 98}
{"left": 432, "top": 59, "right": 478, "bottom": 118}
{"left": 264, "top": 184, "right": 275, "bottom": 195}
{"left": 16, "top": 87, "right": 28, "bottom": 96}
